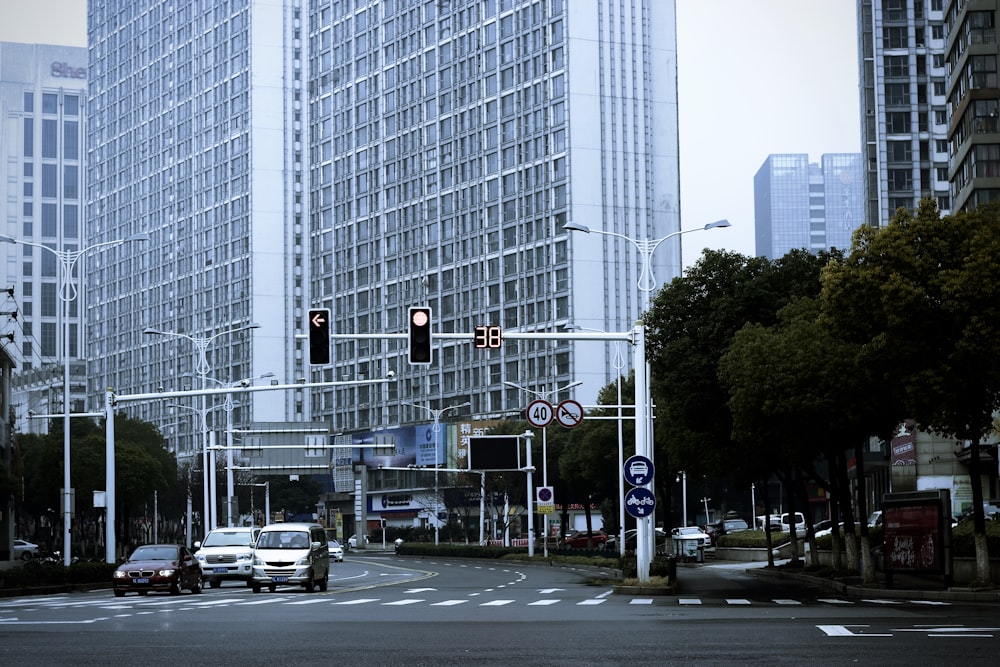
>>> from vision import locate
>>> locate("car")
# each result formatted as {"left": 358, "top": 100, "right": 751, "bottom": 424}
{"left": 780, "top": 512, "right": 807, "bottom": 533}
{"left": 606, "top": 527, "right": 668, "bottom": 552}
{"left": 112, "top": 544, "right": 203, "bottom": 597}
{"left": 193, "top": 526, "right": 261, "bottom": 588}
{"left": 251, "top": 523, "right": 329, "bottom": 593}
{"left": 12, "top": 539, "right": 39, "bottom": 561}
{"left": 561, "top": 530, "right": 608, "bottom": 549}
{"left": 327, "top": 540, "right": 344, "bottom": 562}
{"left": 628, "top": 460, "right": 649, "bottom": 478}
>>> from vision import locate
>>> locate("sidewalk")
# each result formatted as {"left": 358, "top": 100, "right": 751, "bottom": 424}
{"left": 716, "top": 557, "right": 1000, "bottom": 603}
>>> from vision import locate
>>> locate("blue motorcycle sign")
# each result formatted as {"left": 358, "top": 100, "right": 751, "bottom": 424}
{"left": 624, "top": 487, "right": 656, "bottom": 518}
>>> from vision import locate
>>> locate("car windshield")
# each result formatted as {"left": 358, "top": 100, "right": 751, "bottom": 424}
{"left": 257, "top": 531, "right": 310, "bottom": 549}
{"left": 203, "top": 531, "right": 255, "bottom": 547}
{"left": 131, "top": 546, "right": 178, "bottom": 561}
{"left": 328, "top": 540, "right": 341, "bottom": 548}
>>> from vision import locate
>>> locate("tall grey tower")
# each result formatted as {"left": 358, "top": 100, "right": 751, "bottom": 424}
{"left": 309, "top": 0, "right": 682, "bottom": 430}
{"left": 857, "top": 0, "right": 951, "bottom": 227}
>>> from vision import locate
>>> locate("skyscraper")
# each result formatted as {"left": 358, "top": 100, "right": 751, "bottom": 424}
{"left": 754, "top": 153, "right": 862, "bottom": 259}
{"left": 857, "top": 0, "right": 951, "bottom": 227}
{"left": 944, "top": 1, "right": 1000, "bottom": 210}
{"left": 0, "top": 42, "right": 89, "bottom": 433}
{"left": 86, "top": 0, "right": 682, "bottom": 455}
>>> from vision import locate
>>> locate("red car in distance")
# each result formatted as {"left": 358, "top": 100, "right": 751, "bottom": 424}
{"left": 561, "top": 530, "right": 608, "bottom": 549}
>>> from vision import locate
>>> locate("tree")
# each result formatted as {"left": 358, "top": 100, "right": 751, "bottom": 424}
{"left": 822, "top": 200, "right": 1000, "bottom": 583}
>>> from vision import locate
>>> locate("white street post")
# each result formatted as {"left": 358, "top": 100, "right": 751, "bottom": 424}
{"left": 0, "top": 232, "right": 148, "bottom": 565}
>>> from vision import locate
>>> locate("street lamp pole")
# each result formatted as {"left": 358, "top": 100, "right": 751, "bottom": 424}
{"left": 145, "top": 322, "right": 260, "bottom": 538}
{"left": 400, "top": 401, "right": 470, "bottom": 545}
{"left": 0, "top": 232, "right": 148, "bottom": 565}
{"left": 503, "top": 380, "right": 582, "bottom": 558}
{"left": 564, "top": 219, "right": 730, "bottom": 581}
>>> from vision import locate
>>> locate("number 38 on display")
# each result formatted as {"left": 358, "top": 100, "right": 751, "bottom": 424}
{"left": 473, "top": 325, "right": 503, "bottom": 349}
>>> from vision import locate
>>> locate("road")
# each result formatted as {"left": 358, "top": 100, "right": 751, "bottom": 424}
{"left": 0, "top": 554, "right": 996, "bottom": 666}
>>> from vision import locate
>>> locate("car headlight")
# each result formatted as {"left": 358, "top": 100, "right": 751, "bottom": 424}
{"left": 113, "top": 570, "right": 127, "bottom": 579}
{"left": 158, "top": 569, "right": 176, "bottom": 577}
{"left": 195, "top": 554, "right": 206, "bottom": 563}
{"left": 253, "top": 556, "right": 265, "bottom": 566}
{"left": 236, "top": 553, "right": 252, "bottom": 562}
{"left": 294, "top": 556, "right": 311, "bottom": 566}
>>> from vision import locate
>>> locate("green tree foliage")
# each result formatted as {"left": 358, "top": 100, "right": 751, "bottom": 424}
{"left": 645, "top": 249, "right": 836, "bottom": 484}
{"left": 822, "top": 199, "right": 1000, "bottom": 582}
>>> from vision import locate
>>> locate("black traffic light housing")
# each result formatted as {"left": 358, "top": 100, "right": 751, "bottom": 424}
{"left": 408, "top": 306, "right": 432, "bottom": 365}
{"left": 308, "top": 308, "right": 331, "bottom": 365}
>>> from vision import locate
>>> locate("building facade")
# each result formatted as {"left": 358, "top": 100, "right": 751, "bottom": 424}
{"left": 944, "top": 0, "right": 1000, "bottom": 210}
{"left": 0, "top": 42, "right": 89, "bottom": 433}
{"left": 754, "top": 153, "right": 863, "bottom": 259}
{"left": 857, "top": 0, "right": 951, "bottom": 228}
{"left": 85, "top": 1, "right": 306, "bottom": 458}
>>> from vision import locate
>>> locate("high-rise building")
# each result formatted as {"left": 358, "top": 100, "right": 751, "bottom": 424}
{"left": 944, "top": 1, "right": 1000, "bottom": 210}
{"left": 857, "top": 0, "right": 951, "bottom": 227}
{"left": 754, "top": 153, "right": 862, "bottom": 259}
{"left": 85, "top": 1, "right": 305, "bottom": 458}
{"left": 86, "top": 0, "right": 683, "bottom": 454}
{"left": 0, "top": 42, "right": 89, "bottom": 433}
{"left": 309, "top": 0, "right": 682, "bottom": 430}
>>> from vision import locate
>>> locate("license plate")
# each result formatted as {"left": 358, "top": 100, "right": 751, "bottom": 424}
{"left": 271, "top": 576, "right": 289, "bottom": 583}
{"left": 213, "top": 567, "right": 228, "bottom": 574}
{"left": 132, "top": 578, "right": 150, "bottom": 584}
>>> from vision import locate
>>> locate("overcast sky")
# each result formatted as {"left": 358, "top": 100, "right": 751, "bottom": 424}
{"left": 1, "top": 0, "right": 860, "bottom": 269}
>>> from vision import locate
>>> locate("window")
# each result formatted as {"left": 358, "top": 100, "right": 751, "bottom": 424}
{"left": 887, "top": 112, "right": 911, "bottom": 133}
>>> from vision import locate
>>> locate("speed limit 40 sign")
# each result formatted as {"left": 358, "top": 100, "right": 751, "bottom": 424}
{"left": 525, "top": 399, "right": 554, "bottom": 428}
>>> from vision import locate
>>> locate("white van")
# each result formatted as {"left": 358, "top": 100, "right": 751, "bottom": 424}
{"left": 780, "top": 512, "right": 806, "bottom": 533}
{"left": 250, "top": 523, "right": 329, "bottom": 593}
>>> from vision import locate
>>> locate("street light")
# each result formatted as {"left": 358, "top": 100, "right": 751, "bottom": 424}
{"left": 0, "top": 232, "right": 148, "bottom": 565}
{"left": 198, "top": 372, "right": 275, "bottom": 527}
{"left": 145, "top": 322, "right": 260, "bottom": 538}
{"left": 564, "top": 219, "right": 730, "bottom": 582}
{"left": 400, "top": 401, "right": 471, "bottom": 545}
{"left": 503, "top": 380, "right": 582, "bottom": 558}
{"left": 563, "top": 219, "right": 730, "bottom": 306}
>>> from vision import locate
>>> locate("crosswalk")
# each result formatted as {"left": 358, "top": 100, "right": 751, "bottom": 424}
{"left": 0, "top": 592, "right": 951, "bottom": 615}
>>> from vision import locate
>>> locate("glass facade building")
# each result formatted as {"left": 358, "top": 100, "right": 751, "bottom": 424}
{"left": 0, "top": 42, "right": 89, "bottom": 433}
{"left": 754, "top": 153, "right": 862, "bottom": 259}
{"left": 83, "top": 0, "right": 682, "bottom": 456}
{"left": 857, "top": 0, "right": 951, "bottom": 227}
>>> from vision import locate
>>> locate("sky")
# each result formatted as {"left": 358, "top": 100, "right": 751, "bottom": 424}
{"left": 0, "top": 0, "right": 861, "bottom": 270}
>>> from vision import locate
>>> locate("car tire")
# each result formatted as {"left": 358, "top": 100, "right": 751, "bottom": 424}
{"left": 319, "top": 572, "right": 328, "bottom": 592}
{"left": 245, "top": 579, "right": 254, "bottom": 588}
{"left": 170, "top": 582, "right": 181, "bottom": 595}
{"left": 268, "top": 584, "right": 276, "bottom": 593}
{"left": 21, "top": 551, "right": 33, "bottom": 561}
{"left": 210, "top": 579, "right": 222, "bottom": 589}
{"left": 138, "top": 591, "right": 148, "bottom": 596}
{"left": 191, "top": 577, "right": 202, "bottom": 594}
{"left": 304, "top": 575, "right": 315, "bottom": 593}
{"left": 252, "top": 584, "right": 261, "bottom": 594}
{"left": 114, "top": 589, "right": 125, "bottom": 598}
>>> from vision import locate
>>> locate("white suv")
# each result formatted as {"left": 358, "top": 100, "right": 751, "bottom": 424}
{"left": 194, "top": 526, "right": 261, "bottom": 588}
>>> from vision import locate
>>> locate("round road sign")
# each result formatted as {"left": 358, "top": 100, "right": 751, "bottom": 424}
{"left": 525, "top": 399, "right": 554, "bottom": 428}
{"left": 623, "top": 454, "right": 654, "bottom": 487}
{"left": 624, "top": 487, "right": 656, "bottom": 518}
{"left": 555, "top": 399, "right": 584, "bottom": 428}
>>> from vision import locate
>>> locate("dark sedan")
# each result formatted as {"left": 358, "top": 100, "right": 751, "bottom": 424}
{"left": 113, "top": 544, "right": 203, "bottom": 597}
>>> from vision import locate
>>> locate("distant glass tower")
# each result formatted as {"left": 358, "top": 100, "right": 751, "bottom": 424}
{"left": 754, "top": 154, "right": 862, "bottom": 259}
{"left": 857, "top": 0, "right": 951, "bottom": 227}
{"left": 0, "top": 42, "right": 88, "bottom": 433}
{"left": 943, "top": 0, "right": 1000, "bottom": 210}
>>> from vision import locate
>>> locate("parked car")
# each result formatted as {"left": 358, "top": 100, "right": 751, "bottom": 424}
{"left": 780, "top": 512, "right": 807, "bottom": 533}
{"left": 327, "top": 540, "right": 344, "bottom": 562}
{"left": 704, "top": 514, "right": 750, "bottom": 546}
{"left": 561, "top": 530, "right": 608, "bottom": 549}
{"left": 113, "top": 544, "right": 203, "bottom": 597}
{"left": 12, "top": 539, "right": 39, "bottom": 560}
{"left": 346, "top": 534, "right": 368, "bottom": 549}
{"left": 672, "top": 526, "right": 712, "bottom": 560}
{"left": 193, "top": 526, "right": 261, "bottom": 588}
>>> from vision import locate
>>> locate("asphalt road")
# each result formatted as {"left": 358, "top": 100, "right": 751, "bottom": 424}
{"left": 1, "top": 554, "right": 996, "bottom": 666}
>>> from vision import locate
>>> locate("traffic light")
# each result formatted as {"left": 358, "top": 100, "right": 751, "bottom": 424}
{"left": 308, "top": 308, "right": 331, "bottom": 365}
{"left": 408, "top": 306, "right": 432, "bottom": 365}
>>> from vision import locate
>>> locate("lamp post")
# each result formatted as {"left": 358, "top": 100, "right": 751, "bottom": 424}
{"left": 676, "top": 471, "right": 688, "bottom": 527}
{"left": 145, "top": 322, "right": 260, "bottom": 538}
{"left": 0, "top": 232, "right": 148, "bottom": 565}
{"left": 400, "top": 401, "right": 471, "bottom": 545}
{"left": 563, "top": 325, "right": 628, "bottom": 556}
{"left": 564, "top": 219, "right": 730, "bottom": 580}
{"left": 503, "top": 380, "right": 582, "bottom": 558}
